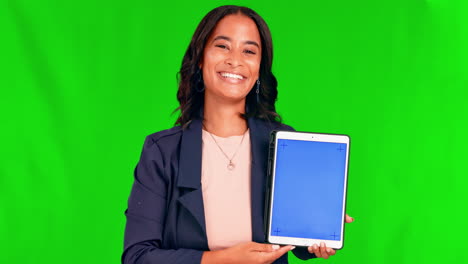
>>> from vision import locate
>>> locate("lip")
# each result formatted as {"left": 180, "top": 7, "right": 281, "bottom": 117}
{"left": 217, "top": 71, "right": 247, "bottom": 84}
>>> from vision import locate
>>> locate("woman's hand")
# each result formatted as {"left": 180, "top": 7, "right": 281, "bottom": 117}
{"left": 202, "top": 242, "right": 295, "bottom": 264}
{"left": 307, "top": 214, "right": 354, "bottom": 259}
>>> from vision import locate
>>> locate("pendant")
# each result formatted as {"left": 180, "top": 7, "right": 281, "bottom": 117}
{"left": 227, "top": 161, "right": 235, "bottom": 170}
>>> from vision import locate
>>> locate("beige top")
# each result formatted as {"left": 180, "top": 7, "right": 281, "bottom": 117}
{"left": 201, "top": 129, "right": 252, "bottom": 251}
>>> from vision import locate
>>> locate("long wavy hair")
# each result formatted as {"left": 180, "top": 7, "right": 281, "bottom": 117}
{"left": 175, "top": 5, "right": 281, "bottom": 127}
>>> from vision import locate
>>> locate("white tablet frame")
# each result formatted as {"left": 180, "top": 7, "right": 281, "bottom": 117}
{"left": 266, "top": 131, "right": 350, "bottom": 249}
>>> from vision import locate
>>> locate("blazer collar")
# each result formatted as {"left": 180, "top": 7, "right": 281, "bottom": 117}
{"left": 248, "top": 117, "right": 274, "bottom": 242}
{"left": 177, "top": 118, "right": 203, "bottom": 189}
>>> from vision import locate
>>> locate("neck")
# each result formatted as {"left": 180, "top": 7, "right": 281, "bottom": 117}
{"left": 203, "top": 97, "right": 248, "bottom": 137}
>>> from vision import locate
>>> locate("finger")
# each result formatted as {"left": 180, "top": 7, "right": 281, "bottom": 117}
{"left": 307, "top": 244, "right": 318, "bottom": 254}
{"left": 345, "top": 214, "right": 354, "bottom": 223}
{"left": 268, "top": 245, "right": 295, "bottom": 261}
{"left": 311, "top": 244, "right": 336, "bottom": 258}
{"left": 310, "top": 244, "right": 321, "bottom": 258}
{"left": 252, "top": 243, "right": 280, "bottom": 252}
{"left": 320, "top": 242, "right": 329, "bottom": 259}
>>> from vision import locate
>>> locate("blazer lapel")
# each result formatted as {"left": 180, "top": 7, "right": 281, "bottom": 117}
{"left": 248, "top": 118, "right": 272, "bottom": 243}
{"left": 177, "top": 119, "right": 207, "bottom": 235}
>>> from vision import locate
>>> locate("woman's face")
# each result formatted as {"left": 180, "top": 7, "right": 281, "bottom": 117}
{"left": 201, "top": 14, "right": 262, "bottom": 104}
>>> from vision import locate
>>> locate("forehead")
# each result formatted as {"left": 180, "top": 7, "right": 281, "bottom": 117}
{"left": 208, "top": 14, "right": 261, "bottom": 44}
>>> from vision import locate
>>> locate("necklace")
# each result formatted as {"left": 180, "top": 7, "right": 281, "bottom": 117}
{"left": 203, "top": 126, "right": 247, "bottom": 170}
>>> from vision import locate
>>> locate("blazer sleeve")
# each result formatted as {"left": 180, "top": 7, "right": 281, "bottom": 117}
{"left": 291, "top": 247, "right": 317, "bottom": 260}
{"left": 122, "top": 136, "right": 204, "bottom": 264}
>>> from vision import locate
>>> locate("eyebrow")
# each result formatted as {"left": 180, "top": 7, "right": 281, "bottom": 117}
{"left": 212, "top": 35, "right": 260, "bottom": 48}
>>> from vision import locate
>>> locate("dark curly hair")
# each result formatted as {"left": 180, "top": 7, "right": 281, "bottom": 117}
{"left": 175, "top": 5, "right": 281, "bottom": 127}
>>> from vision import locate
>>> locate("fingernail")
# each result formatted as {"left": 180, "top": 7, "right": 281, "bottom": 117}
{"left": 313, "top": 244, "right": 318, "bottom": 250}
{"left": 320, "top": 242, "right": 325, "bottom": 247}
{"left": 326, "top": 248, "right": 331, "bottom": 253}
{"left": 290, "top": 246, "right": 296, "bottom": 250}
{"left": 272, "top": 245, "right": 280, "bottom": 250}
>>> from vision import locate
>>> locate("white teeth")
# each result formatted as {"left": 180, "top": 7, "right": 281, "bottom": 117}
{"left": 221, "top": 72, "right": 244, "bottom": 80}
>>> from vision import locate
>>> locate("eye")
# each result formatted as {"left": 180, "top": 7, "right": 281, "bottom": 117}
{"left": 244, "top": 49, "right": 257, "bottom": 55}
{"left": 215, "top": 44, "right": 228, "bottom": 50}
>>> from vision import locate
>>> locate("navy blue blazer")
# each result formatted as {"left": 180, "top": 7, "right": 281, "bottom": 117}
{"left": 122, "top": 117, "right": 316, "bottom": 263}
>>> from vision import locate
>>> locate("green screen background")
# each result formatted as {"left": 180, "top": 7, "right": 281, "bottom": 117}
{"left": 2, "top": 0, "right": 467, "bottom": 263}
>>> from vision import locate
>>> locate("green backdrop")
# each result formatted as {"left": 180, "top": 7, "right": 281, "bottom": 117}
{"left": 2, "top": 0, "right": 467, "bottom": 263}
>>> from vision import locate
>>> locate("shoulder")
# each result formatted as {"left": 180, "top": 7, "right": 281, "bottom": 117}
{"left": 276, "top": 122, "right": 295, "bottom": 131}
{"left": 251, "top": 118, "right": 295, "bottom": 132}
{"left": 143, "top": 126, "right": 183, "bottom": 150}
{"left": 146, "top": 126, "right": 182, "bottom": 143}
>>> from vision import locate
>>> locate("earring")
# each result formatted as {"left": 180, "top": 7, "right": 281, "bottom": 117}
{"left": 256, "top": 79, "right": 260, "bottom": 103}
{"left": 195, "top": 68, "right": 205, "bottom": 92}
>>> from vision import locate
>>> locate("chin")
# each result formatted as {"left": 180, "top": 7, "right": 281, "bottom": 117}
{"left": 206, "top": 82, "right": 251, "bottom": 102}
{"left": 223, "top": 89, "right": 250, "bottom": 100}
{"left": 213, "top": 92, "right": 246, "bottom": 103}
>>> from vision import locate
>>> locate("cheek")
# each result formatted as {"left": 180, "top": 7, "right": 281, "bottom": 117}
{"left": 203, "top": 49, "right": 224, "bottom": 68}
{"left": 203, "top": 54, "right": 222, "bottom": 80}
{"left": 247, "top": 58, "right": 261, "bottom": 77}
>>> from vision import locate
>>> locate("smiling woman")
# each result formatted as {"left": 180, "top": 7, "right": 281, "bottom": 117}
{"left": 201, "top": 14, "right": 261, "bottom": 104}
{"left": 122, "top": 5, "right": 352, "bottom": 264}
{"left": 175, "top": 6, "right": 280, "bottom": 129}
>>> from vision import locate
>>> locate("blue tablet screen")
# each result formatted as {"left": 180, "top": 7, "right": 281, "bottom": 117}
{"left": 270, "top": 139, "right": 347, "bottom": 241}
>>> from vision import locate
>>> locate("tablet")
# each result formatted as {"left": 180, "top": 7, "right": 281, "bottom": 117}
{"left": 264, "top": 131, "right": 350, "bottom": 249}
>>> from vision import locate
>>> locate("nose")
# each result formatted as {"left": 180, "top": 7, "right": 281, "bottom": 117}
{"left": 225, "top": 50, "right": 242, "bottom": 67}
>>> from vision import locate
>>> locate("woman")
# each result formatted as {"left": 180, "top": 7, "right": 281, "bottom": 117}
{"left": 122, "top": 5, "right": 353, "bottom": 264}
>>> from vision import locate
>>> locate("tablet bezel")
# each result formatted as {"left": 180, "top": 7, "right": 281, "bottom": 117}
{"left": 265, "top": 131, "right": 350, "bottom": 249}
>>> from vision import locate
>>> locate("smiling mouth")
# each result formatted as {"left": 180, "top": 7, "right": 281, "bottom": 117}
{"left": 218, "top": 71, "right": 246, "bottom": 80}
